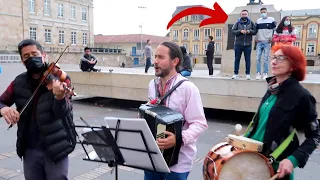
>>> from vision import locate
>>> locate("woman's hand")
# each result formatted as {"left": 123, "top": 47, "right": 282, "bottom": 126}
{"left": 277, "top": 159, "right": 294, "bottom": 178}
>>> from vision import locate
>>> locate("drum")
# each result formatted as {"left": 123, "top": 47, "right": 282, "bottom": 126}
{"left": 203, "top": 142, "right": 274, "bottom": 180}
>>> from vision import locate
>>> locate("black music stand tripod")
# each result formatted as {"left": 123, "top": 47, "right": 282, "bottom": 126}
{"left": 74, "top": 117, "right": 170, "bottom": 180}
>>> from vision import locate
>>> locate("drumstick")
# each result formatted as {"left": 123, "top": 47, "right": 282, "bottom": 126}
{"left": 269, "top": 173, "right": 279, "bottom": 180}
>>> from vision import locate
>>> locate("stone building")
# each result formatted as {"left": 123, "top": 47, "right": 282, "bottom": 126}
{"left": 0, "top": 0, "right": 94, "bottom": 52}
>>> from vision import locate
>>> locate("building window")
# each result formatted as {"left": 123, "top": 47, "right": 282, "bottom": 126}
{"left": 306, "top": 42, "right": 316, "bottom": 56}
{"left": 308, "top": 23, "right": 318, "bottom": 39}
{"left": 44, "top": 29, "right": 51, "bottom": 43}
{"left": 44, "top": 0, "right": 51, "bottom": 16}
{"left": 173, "top": 30, "right": 179, "bottom": 40}
{"left": 293, "top": 41, "right": 300, "bottom": 47}
{"left": 183, "top": 44, "right": 188, "bottom": 52}
{"left": 203, "top": 43, "right": 208, "bottom": 54}
{"left": 29, "top": 0, "right": 35, "bottom": 13}
{"left": 29, "top": 27, "right": 37, "bottom": 40}
{"left": 193, "top": 29, "right": 200, "bottom": 40}
{"left": 58, "top": 3, "right": 64, "bottom": 17}
{"left": 185, "top": 16, "right": 188, "bottom": 21}
{"left": 83, "top": 33, "right": 87, "bottom": 45}
{"left": 59, "top": 30, "right": 64, "bottom": 44}
{"left": 193, "top": 44, "right": 199, "bottom": 55}
{"left": 294, "top": 25, "right": 302, "bottom": 38}
{"left": 183, "top": 29, "right": 189, "bottom": 40}
{"left": 191, "top": 15, "right": 198, "bottom": 21}
{"left": 204, "top": 28, "right": 211, "bottom": 40}
{"left": 82, "top": 8, "right": 87, "bottom": 21}
{"left": 215, "top": 42, "right": 222, "bottom": 55}
{"left": 215, "top": 28, "right": 222, "bottom": 40}
{"left": 71, "top": 6, "right": 76, "bottom": 20}
{"left": 71, "top": 32, "right": 76, "bottom": 45}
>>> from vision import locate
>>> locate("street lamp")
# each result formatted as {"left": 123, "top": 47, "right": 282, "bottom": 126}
{"left": 138, "top": 6, "right": 146, "bottom": 57}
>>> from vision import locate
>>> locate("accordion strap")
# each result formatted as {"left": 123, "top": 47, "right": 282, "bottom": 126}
{"left": 154, "top": 79, "right": 189, "bottom": 105}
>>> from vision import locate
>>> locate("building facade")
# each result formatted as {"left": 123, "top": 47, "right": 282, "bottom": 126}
{"left": 169, "top": 5, "right": 320, "bottom": 63}
{"left": 94, "top": 34, "right": 169, "bottom": 66}
{"left": 281, "top": 9, "right": 320, "bottom": 58}
{"left": 169, "top": 5, "right": 224, "bottom": 62}
{"left": 0, "top": 0, "right": 94, "bottom": 52}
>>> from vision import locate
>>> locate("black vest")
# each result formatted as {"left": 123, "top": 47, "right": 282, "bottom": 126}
{"left": 13, "top": 72, "right": 76, "bottom": 163}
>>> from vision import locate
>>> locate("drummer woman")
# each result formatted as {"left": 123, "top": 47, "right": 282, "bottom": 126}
{"left": 244, "top": 44, "right": 320, "bottom": 180}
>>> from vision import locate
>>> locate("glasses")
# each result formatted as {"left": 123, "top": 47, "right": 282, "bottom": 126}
{"left": 270, "top": 55, "right": 287, "bottom": 63}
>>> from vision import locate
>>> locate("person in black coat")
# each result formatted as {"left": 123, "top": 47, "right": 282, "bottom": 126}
{"left": 244, "top": 44, "right": 320, "bottom": 180}
{"left": 205, "top": 36, "right": 214, "bottom": 76}
{"left": 179, "top": 46, "right": 192, "bottom": 77}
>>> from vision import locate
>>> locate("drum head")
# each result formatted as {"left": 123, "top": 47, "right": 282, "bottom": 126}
{"left": 219, "top": 152, "right": 272, "bottom": 180}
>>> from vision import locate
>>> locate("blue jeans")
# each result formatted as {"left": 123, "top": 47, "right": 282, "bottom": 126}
{"left": 144, "top": 170, "right": 189, "bottom": 180}
{"left": 180, "top": 70, "right": 191, "bottom": 77}
{"left": 256, "top": 41, "right": 271, "bottom": 74}
{"left": 234, "top": 44, "right": 252, "bottom": 75}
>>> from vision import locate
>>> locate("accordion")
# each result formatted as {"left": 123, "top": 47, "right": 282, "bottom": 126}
{"left": 139, "top": 103, "right": 184, "bottom": 167}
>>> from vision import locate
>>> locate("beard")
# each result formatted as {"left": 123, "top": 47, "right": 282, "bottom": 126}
{"left": 155, "top": 66, "right": 172, "bottom": 78}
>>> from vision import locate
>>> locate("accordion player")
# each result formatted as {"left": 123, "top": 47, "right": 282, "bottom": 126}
{"left": 138, "top": 103, "right": 184, "bottom": 167}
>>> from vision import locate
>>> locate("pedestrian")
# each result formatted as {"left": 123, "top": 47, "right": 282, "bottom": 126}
{"left": 255, "top": 7, "right": 277, "bottom": 80}
{"left": 231, "top": 9, "right": 257, "bottom": 80}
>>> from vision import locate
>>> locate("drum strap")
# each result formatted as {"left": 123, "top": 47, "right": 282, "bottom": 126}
{"left": 269, "top": 128, "right": 297, "bottom": 161}
{"left": 154, "top": 79, "right": 189, "bottom": 105}
{"left": 244, "top": 113, "right": 297, "bottom": 162}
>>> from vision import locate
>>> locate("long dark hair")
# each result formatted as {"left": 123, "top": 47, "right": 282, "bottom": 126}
{"left": 160, "top": 41, "right": 183, "bottom": 72}
{"left": 276, "top": 16, "right": 293, "bottom": 34}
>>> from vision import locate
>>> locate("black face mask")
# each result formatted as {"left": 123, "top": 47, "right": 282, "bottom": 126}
{"left": 24, "top": 56, "right": 44, "bottom": 74}
{"left": 241, "top": 17, "right": 248, "bottom": 21}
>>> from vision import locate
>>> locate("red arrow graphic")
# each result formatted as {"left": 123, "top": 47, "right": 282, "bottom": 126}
{"left": 167, "top": 2, "right": 228, "bottom": 30}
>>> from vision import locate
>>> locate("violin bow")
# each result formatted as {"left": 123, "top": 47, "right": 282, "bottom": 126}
{"left": 7, "top": 45, "right": 70, "bottom": 130}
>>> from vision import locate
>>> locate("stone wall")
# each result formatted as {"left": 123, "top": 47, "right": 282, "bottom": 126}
{"left": 46, "top": 52, "right": 134, "bottom": 67}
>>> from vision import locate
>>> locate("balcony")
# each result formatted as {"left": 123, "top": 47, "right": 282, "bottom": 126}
{"left": 308, "top": 33, "right": 317, "bottom": 39}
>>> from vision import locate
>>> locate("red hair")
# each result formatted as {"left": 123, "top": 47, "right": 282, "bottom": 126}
{"left": 271, "top": 44, "right": 307, "bottom": 81}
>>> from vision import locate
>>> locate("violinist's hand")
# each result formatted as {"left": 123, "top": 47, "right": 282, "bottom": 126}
{"left": 0, "top": 107, "right": 19, "bottom": 125}
{"left": 51, "top": 79, "right": 67, "bottom": 99}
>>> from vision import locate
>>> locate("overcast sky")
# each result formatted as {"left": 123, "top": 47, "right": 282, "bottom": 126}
{"left": 93, "top": 0, "right": 319, "bottom": 36}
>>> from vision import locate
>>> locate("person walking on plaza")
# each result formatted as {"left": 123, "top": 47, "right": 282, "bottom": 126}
{"left": 244, "top": 44, "right": 320, "bottom": 180}
{"left": 231, "top": 9, "right": 257, "bottom": 80}
{"left": 272, "top": 16, "right": 297, "bottom": 45}
{"left": 205, "top": 36, "right": 215, "bottom": 76}
{"left": 144, "top": 39, "right": 153, "bottom": 73}
{"left": 179, "top": 46, "right": 192, "bottom": 77}
{"left": 80, "top": 47, "right": 101, "bottom": 72}
{"left": 255, "top": 7, "right": 277, "bottom": 80}
{"left": 0, "top": 39, "right": 76, "bottom": 179}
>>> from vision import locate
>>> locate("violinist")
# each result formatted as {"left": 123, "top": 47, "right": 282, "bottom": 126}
{"left": 80, "top": 47, "right": 101, "bottom": 72}
{"left": 0, "top": 39, "right": 76, "bottom": 180}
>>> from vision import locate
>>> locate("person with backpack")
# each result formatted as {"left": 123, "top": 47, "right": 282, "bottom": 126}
{"left": 231, "top": 9, "right": 257, "bottom": 80}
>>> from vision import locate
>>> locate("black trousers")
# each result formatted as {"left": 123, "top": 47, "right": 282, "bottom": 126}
{"left": 207, "top": 56, "right": 214, "bottom": 75}
{"left": 80, "top": 61, "right": 97, "bottom": 71}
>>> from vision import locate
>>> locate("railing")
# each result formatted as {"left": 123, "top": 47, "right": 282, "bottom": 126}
{"left": 0, "top": 54, "right": 21, "bottom": 63}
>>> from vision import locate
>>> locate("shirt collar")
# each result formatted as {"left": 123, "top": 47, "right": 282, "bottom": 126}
{"left": 155, "top": 73, "right": 179, "bottom": 86}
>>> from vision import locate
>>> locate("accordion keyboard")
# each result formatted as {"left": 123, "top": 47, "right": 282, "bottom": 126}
{"left": 156, "top": 124, "right": 166, "bottom": 153}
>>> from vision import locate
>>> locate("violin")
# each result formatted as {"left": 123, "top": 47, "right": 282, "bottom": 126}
{"left": 8, "top": 45, "right": 74, "bottom": 130}
{"left": 42, "top": 62, "right": 77, "bottom": 96}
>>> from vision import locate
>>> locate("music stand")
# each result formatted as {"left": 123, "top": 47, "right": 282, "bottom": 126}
{"left": 74, "top": 117, "right": 169, "bottom": 180}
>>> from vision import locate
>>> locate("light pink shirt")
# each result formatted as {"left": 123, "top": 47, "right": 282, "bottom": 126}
{"left": 148, "top": 73, "right": 208, "bottom": 173}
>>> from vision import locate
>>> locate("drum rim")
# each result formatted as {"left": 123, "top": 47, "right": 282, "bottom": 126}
{"left": 203, "top": 144, "right": 275, "bottom": 179}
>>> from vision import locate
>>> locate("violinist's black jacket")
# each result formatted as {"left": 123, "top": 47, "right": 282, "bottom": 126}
{"left": 247, "top": 77, "right": 320, "bottom": 170}
{"left": 0, "top": 72, "right": 77, "bottom": 163}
